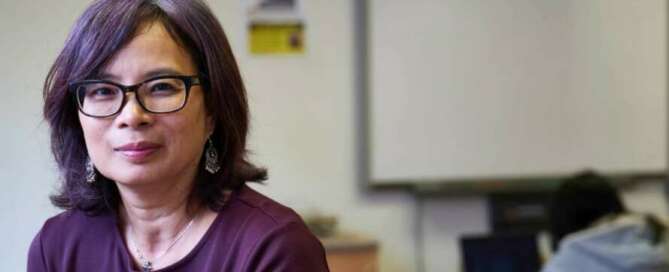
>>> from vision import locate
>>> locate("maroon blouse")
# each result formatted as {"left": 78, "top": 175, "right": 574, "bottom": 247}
{"left": 27, "top": 185, "right": 329, "bottom": 272}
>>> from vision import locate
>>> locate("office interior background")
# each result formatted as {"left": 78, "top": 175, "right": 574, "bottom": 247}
{"left": 1, "top": 0, "right": 668, "bottom": 271}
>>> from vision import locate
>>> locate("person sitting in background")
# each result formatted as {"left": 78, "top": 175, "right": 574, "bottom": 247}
{"left": 541, "top": 171, "right": 669, "bottom": 272}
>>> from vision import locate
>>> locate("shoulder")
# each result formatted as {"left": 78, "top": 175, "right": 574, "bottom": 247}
{"left": 35, "top": 209, "right": 114, "bottom": 243}
{"left": 231, "top": 185, "right": 305, "bottom": 226}
{"left": 570, "top": 214, "right": 658, "bottom": 245}
{"left": 41, "top": 209, "right": 110, "bottom": 228}
{"left": 544, "top": 214, "right": 669, "bottom": 272}
{"left": 28, "top": 209, "right": 117, "bottom": 271}
{"left": 223, "top": 186, "right": 329, "bottom": 271}
{"left": 241, "top": 220, "right": 330, "bottom": 272}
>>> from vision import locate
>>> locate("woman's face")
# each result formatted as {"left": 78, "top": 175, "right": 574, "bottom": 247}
{"left": 79, "top": 22, "right": 213, "bottom": 187}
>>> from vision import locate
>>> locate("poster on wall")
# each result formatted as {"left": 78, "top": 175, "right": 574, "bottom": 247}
{"left": 245, "top": 0, "right": 305, "bottom": 55}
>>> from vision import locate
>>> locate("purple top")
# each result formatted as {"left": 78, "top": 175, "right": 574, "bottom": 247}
{"left": 27, "top": 186, "right": 329, "bottom": 272}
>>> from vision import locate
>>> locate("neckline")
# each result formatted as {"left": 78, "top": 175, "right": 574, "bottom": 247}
{"left": 113, "top": 199, "right": 231, "bottom": 272}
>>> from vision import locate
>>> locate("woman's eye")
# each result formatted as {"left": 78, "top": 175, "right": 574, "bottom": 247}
{"left": 86, "top": 87, "right": 117, "bottom": 99}
{"left": 94, "top": 88, "right": 115, "bottom": 95}
{"left": 151, "top": 83, "right": 177, "bottom": 92}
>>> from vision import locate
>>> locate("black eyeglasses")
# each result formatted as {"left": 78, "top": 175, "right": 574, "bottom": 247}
{"left": 69, "top": 75, "right": 204, "bottom": 118}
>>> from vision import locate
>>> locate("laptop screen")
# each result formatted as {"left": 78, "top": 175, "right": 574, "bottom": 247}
{"left": 460, "top": 233, "right": 540, "bottom": 272}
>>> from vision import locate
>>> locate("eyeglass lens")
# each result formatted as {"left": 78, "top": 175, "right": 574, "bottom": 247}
{"left": 76, "top": 77, "right": 188, "bottom": 117}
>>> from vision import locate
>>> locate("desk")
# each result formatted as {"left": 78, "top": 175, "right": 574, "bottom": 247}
{"left": 321, "top": 234, "right": 378, "bottom": 272}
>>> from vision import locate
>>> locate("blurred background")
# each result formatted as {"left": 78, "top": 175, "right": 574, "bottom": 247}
{"left": 1, "top": 0, "right": 667, "bottom": 271}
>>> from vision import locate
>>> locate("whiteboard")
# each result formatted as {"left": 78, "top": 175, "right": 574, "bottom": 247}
{"left": 367, "top": 0, "right": 667, "bottom": 185}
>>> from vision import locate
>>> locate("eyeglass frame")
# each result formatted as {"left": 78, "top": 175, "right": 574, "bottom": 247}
{"left": 69, "top": 75, "right": 206, "bottom": 118}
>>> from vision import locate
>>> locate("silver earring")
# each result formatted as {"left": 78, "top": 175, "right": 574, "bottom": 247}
{"left": 85, "top": 157, "right": 96, "bottom": 184}
{"left": 205, "top": 138, "right": 221, "bottom": 174}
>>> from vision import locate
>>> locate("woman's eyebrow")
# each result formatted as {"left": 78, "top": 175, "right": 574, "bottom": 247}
{"left": 95, "top": 72, "right": 120, "bottom": 81}
{"left": 142, "top": 68, "right": 185, "bottom": 78}
{"left": 95, "top": 68, "right": 186, "bottom": 81}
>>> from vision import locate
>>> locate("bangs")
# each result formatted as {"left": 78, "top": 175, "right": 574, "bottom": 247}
{"left": 67, "top": 1, "right": 199, "bottom": 81}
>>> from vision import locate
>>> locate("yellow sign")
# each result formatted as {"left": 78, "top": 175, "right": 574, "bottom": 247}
{"left": 249, "top": 23, "right": 304, "bottom": 55}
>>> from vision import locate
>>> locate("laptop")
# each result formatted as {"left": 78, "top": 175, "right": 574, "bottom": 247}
{"left": 460, "top": 233, "right": 541, "bottom": 272}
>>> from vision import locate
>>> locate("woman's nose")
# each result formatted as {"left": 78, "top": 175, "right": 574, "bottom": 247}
{"left": 114, "top": 92, "right": 154, "bottom": 129}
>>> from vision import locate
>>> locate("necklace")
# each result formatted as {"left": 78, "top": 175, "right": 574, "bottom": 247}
{"left": 128, "top": 217, "right": 195, "bottom": 272}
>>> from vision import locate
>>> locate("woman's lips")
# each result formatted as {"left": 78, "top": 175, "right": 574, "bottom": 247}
{"left": 114, "top": 142, "right": 162, "bottom": 162}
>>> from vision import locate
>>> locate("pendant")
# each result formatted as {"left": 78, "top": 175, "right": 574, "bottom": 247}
{"left": 142, "top": 261, "right": 153, "bottom": 272}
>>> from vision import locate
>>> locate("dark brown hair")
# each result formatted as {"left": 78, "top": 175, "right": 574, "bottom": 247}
{"left": 44, "top": 0, "right": 266, "bottom": 214}
{"left": 548, "top": 171, "right": 625, "bottom": 250}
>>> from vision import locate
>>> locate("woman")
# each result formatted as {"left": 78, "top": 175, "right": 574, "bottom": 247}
{"left": 28, "top": 0, "right": 329, "bottom": 271}
{"left": 542, "top": 171, "right": 669, "bottom": 272}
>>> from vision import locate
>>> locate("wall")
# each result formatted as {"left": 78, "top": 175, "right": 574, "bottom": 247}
{"left": 0, "top": 1, "right": 666, "bottom": 272}
{"left": 0, "top": 1, "right": 87, "bottom": 271}
{"left": 216, "top": 1, "right": 419, "bottom": 271}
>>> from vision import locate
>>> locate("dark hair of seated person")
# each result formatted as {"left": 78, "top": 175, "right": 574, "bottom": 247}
{"left": 548, "top": 171, "right": 626, "bottom": 250}
{"left": 549, "top": 171, "right": 667, "bottom": 251}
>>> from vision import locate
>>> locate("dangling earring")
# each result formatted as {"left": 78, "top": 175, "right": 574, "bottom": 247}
{"left": 85, "top": 157, "right": 96, "bottom": 184}
{"left": 205, "top": 138, "right": 221, "bottom": 174}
